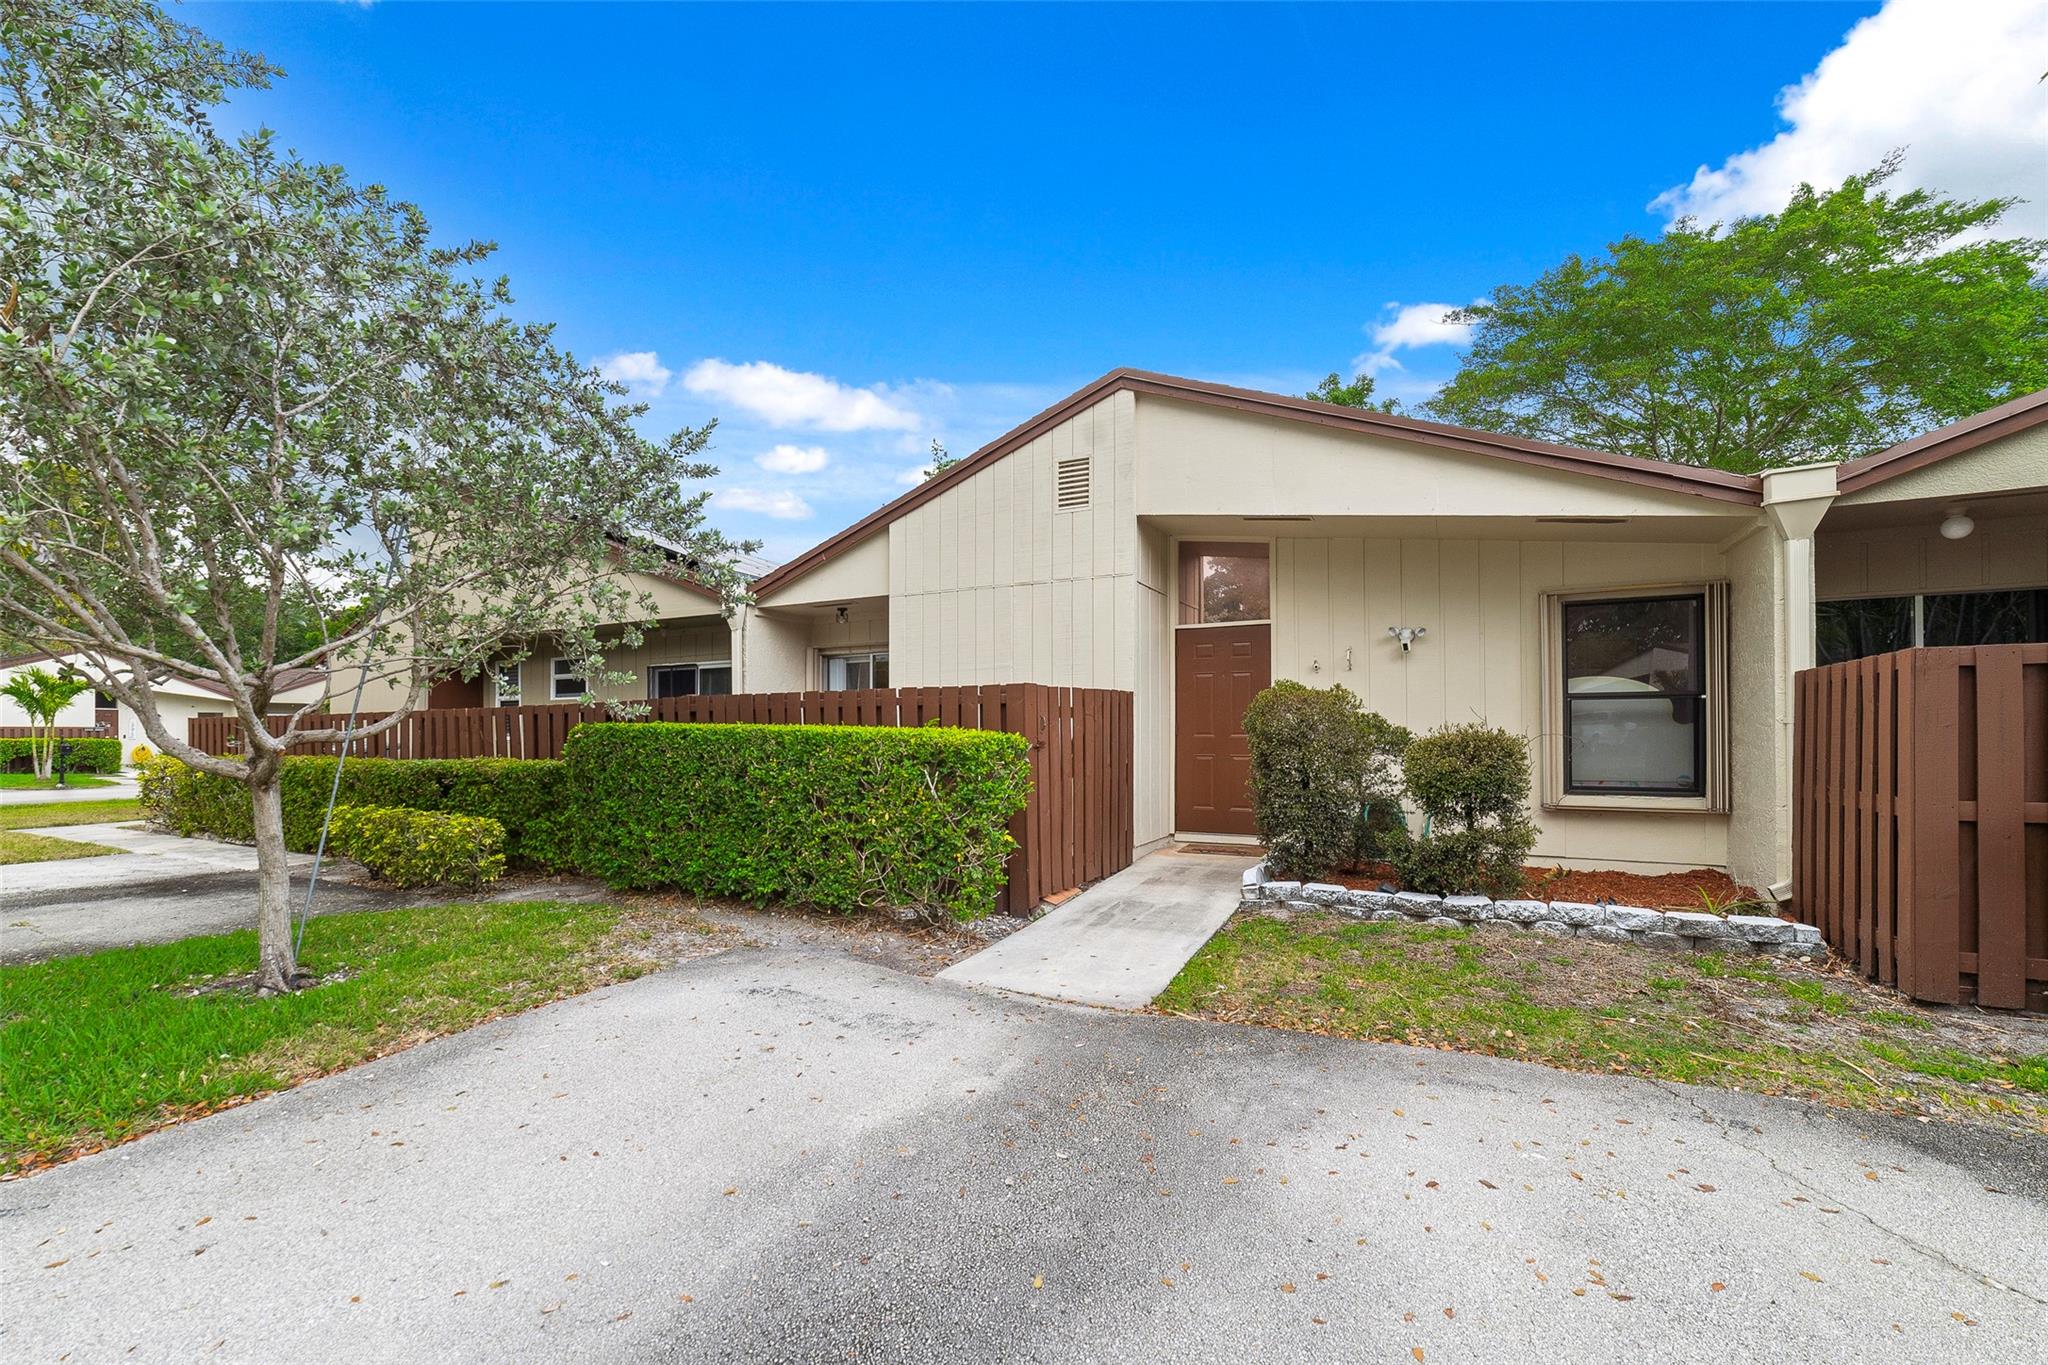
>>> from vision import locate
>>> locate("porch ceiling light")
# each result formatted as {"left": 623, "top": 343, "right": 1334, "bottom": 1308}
{"left": 1939, "top": 506, "right": 1974, "bottom": 540}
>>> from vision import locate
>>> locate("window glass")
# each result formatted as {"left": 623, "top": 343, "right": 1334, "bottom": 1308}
{"left": 1178, "top": 544, "right": 1270, "bottom": 624}
{"left": 1562, "top": 594, "right": 1705, "bottom": 796}
{"left": 699, "top": 665, "right": 733, "bottom": 696}
{"left": 1817, "top": 597, "right": 1913, "bottom": 665}
{"left": 648, "top": 665, "right": 697, "bottom": 699}
{"left": 1563, "top": 596, "right": 1700, "bottom": 692}
{"left": 1566, "top": 697, "right": 1701, "bottom": 794}
{"left": 1922, "top": 589, "right": 2048, "bottom": 649}
{"left": 496, "top": 665, "right": 521, "bottom": 706}
{"left": 823, "top": 652, "right": 886, "bottom": 690}
{"left": 551, "top": 658, "right": 585, "bottom": 700}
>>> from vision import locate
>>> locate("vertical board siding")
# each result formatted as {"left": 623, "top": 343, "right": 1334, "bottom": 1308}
{"left": 1794, "top": 644, "right": 2047, "bottom": 1009}
{"left": 190, "top": 685, "right": 1134, "bottom": 916}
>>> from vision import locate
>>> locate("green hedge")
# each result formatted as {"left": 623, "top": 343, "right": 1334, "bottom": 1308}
{"left": 328, "top": 805, "right": 507, "bottom": 888}
{"left": 140, "top": 754, "right": 574, "bottom": 871}
{"left": 0, "top": 737, "right": 121, "bottom": 774}
{"left": 565, "top": 723, "right": 1030, "bottom": 921}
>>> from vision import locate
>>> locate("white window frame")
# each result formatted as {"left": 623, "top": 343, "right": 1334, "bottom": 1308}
{"left": 1539, "top": 581, "right": 1730, "bottom": 815}
{"left": 495, "top": 663, "right": 522, "bottom": 707}
{"left": 819, "top": 648, "right": 889, "bottom": 691}
{"left": 550, "top": 657, "right": 586, "bottom": 701}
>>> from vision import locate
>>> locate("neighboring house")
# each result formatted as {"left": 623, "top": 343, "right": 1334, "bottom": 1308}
{"left": 0, "top": 653, "right": 329, "bottom": 757}
{"left": 360, "top": 370, "right": 2048, "bottom": 898}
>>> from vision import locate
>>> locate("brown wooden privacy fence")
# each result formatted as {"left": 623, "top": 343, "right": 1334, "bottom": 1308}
{"left": 1794, "top": 645, "right": 2047, "bottom": 1010}
{"left": 189, "top": 684, "right": 1135, "bottom": 914}
{"left": 0, "top": 726, "right": 102, "bottom": 739}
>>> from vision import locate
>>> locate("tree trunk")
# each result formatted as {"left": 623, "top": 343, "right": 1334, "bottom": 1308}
{"left": 250, "top": 772, "right": 298, "bottom": 994}
{"left": 34, "top": 725, "right": 53, "bottom": 781}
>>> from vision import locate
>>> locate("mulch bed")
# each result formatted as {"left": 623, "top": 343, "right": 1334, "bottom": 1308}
{"left": 1326, "top": 862, "right": 1767, "bottom": 912}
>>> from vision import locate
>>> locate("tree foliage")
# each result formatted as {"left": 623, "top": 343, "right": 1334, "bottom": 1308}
{"left": 1, "top": 0, "right": 746, "bottom": 990}
{"left": 1304, "top": 371, "right": 1398, "bottom": 412}
{"left": 1426, "top": 156, "right": 2048, "bottom": 472}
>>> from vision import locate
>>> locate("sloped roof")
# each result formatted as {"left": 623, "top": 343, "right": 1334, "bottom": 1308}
{"left": 1834, "top": 388, "right": 2048, "bottom": 494}
{"left": 752, "top": 368, "right": 1765, "bottom": 597}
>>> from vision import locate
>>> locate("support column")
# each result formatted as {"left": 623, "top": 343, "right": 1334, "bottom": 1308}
{"left": 1741, "top": 464, "right": 1837, "bottom": 899}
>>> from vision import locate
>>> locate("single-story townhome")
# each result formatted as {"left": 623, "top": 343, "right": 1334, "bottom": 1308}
{"left": 359, "top": 371, "right": 2048, "bottom": 899}
{"left": 0, "top": 652, "right": 329, "bottom": 757}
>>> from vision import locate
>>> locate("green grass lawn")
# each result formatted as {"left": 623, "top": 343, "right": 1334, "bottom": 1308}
{"left": 0, "top": 798, "right": 142, "bottom": 831}
{"left": 1159, "top": 911, "right": 2048, "bottom": 1131}
{"left": 0, "top": 901, "right": 703, "bottom": 1172}
{"left": 0, "top": 828, "right": 121, "bottom": 865}
{"left": 0, "top": 773, "right": 118, "bottom": 790}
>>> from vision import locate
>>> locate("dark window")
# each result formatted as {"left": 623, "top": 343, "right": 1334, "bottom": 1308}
{"left": 1561, "top": 594, "right": 1706, "bottom": 797}
{"left": 1817, "top": 596, "right": 1914, "bottom": 665}
{"left": 647, "top": 665, "right": 698, "bottom": 699}
{"left": 1923, "top": 588, "right": 2048, "bottom": 648}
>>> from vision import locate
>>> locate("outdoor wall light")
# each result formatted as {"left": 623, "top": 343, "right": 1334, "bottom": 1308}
{"left": 1387, "top": 625, "right": 1427, "bottom": 653}
{"left": 835, "top": 605, "right": 849, "bottom": 624}
{"left": 1939, "top": 506, "right": 1975, "bottom": 540}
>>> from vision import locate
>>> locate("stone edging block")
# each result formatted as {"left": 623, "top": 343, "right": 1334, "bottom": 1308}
{"left": 1239, "top": 859, "right": 1824, "bottom": 960}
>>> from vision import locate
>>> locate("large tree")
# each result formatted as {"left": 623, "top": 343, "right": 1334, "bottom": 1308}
{"left": 2, "top": 0, "right": 744, "bottom": 993}
{"left": 1426, "top": 156, "right": 2048, "bottom": 472}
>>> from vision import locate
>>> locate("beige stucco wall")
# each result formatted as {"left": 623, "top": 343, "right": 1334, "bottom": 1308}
{"left": 1268, "top": 533, "right": 1739, "bottom": 872}
{"left": 1722, "top": 524, "right": 1791, "bottom": 895}
{"left": 1132, "top": 395, "right": 1758, "bottom": 525}
{"left": 1835, "top": 423, "right": 2048, "bottom": 506}
{"left": 754, "top": 533, "right": 889, "bottom": 610}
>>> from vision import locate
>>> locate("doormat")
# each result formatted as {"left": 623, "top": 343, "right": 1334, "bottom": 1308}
{"left": 1177, "top": 842, "right": 1266, "bottom": 857}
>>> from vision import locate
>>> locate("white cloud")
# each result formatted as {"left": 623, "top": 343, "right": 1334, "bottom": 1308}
{"left": 1351, "top": 301, "right": 1476, "bottom": 377}
{"left": 1651, "top": 0, "right": 2048, "bottom": 238}
{"left": 715, "top": 487, "right": 813, "bottom": 520}
{"left": 683, "top": 359, "right": 920, "bottom": 432}
{"left": 895, "top": 465, "right": 932, "bottom": 487}
{"left": 598, "top": 350, "right": 672, "bottom": 397}
{"left": 756, "top": 443, "right": 830, "bottom": 474}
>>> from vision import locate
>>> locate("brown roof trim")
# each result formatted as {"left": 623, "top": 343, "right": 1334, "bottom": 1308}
{"left": 1834, "top": 388, "right": 2048, "bottom": 495}
{"left": 751, "top": 367, "right": 1764, "bottom": 598}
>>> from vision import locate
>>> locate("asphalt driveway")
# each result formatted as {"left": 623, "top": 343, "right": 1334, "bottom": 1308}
{"left": 4, "top": 943, "right": 2042, "bottom": 1363}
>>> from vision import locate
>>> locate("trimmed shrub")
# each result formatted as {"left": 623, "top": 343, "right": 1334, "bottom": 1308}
{"left": 141, "top": 755, "right": 574, "bottom": 871}
{"left": 1243, "top": 681, "right": 1411, "bottom": 882}
{"left": 327, "top": 805, "right": 506, "bottom": 888}
{"left": 0, "top": 736, "right": 121, "bottom": 774}
{"left": 565, "top": 722, "right": 1030, "bottom": 921}
{"left": 1389, "top": 722, "right": 1535, "bottom": 897}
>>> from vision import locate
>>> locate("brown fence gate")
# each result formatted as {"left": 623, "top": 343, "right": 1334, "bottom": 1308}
{"left": 190, "top": 684, "right": 1134, "bottom": 915}
{"left": 1793, "top": 644, "right": 2047, "bottom": 1009}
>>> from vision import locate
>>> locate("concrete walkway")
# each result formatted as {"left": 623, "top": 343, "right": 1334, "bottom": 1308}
{"left": 0, "top": 772, "right": 139, "bottom": 805}
{"left": 937, "top": 848, "right": 1253, "bottom": 1008}
{"left": 1, "top": 822, "right": 317, "bottom": 900}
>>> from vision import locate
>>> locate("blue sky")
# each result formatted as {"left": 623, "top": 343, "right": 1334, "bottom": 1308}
{"left": 186, "top": 0, "right": 2045, "bottom": 562}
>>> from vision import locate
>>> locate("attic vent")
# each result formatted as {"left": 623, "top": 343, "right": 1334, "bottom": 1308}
{"left": 1054, "top": 457, "right": 1091, "bottom": 511}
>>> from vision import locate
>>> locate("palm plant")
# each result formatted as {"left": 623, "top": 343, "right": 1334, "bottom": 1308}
{"left": 0, "top": 667, "right": 93, "bottom": 779}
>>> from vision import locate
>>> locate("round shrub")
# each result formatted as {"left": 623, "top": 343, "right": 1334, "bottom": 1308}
{"left": 1243, "top": 681, "right": 1411, "bottom": 882}
{"left": 1392, "top": 722, "right": 1536, "bottom": 898}
{"left": 326, "top": 804, "right": 506, "bottom": 888}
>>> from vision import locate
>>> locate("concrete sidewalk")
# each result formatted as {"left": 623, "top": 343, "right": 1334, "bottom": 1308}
{"left": 0, "top": 773, "right": 139, "bottom": 805}
{"left": 1, "top": 822, "right": 317, "bottom": 901}
{"left": 937, "top": 848, "right": 1253, "bottom": 1008}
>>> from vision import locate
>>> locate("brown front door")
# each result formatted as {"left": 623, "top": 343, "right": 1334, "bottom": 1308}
{"left": 1174, "top": 623, "right": 1270, "bottom": 835}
